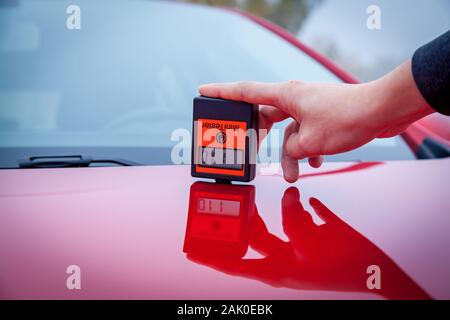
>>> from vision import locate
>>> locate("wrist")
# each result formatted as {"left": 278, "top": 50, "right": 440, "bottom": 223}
{"left": 366, "top": 60, "right": 434, "bottom": 136}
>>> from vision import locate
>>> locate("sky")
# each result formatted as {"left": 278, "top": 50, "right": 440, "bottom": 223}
{"left": 298, "top": 0, "right": 450, "bottom": 80}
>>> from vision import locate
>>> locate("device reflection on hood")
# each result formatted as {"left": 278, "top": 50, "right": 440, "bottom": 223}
{"left": 183, "top": 182, "right": 431, "bottom": 300}
{"left": 183, "top": 181, "right": 255, "bottom": 258}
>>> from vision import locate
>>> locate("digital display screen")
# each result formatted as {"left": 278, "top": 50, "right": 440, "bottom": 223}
{"left": 198, "top": 147, "right": 243, "bottom": 170}
{"left": 197, "top": 197, "right": 241, "bottom": 217}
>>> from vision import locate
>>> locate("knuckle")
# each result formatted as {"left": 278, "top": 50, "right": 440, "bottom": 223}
{"left": 279, "top": 80, "right": 304, "bottom": 114}
{"left": 237, "top": 80, "right": 251, "bottom": 86}
{"left": 234, "top": 81, "right": 252, "bottom": 100}
{"left": 283, "top": 80, "right": 303, "bottom": 93}
{"left": 237, "top": 81, "right": 252, "bottom": 91}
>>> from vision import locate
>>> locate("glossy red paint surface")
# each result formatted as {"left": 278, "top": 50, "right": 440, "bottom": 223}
{"left": 417, "top": 114, "right": 450, "bottom": 143}
{"left": 403, "top": 115, "right": 450, "bottom": 153}
{"left": 0, "top": 159, "right": 449, "bottom": 299}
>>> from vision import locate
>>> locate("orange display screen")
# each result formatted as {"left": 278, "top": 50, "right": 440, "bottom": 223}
{"left": 194, "top": 118, "right": 247, "bottom": 177}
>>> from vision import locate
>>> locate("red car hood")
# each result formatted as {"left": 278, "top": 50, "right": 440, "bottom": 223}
{"left": 0, "top": 159, "right": 449, "bottom": 299}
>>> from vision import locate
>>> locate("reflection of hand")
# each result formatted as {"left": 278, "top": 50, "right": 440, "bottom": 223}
{"left": 199, "top": 60, "right": 433, "bottom": 182}
{"left": 188, "top": 187, "right": 431, "bottom": 299}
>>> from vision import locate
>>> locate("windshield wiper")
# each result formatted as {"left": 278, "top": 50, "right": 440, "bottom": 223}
{"left": 18, "top": 155, "right": 140, "bottom": 168}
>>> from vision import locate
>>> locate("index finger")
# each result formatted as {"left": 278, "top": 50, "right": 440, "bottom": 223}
{"left": 199, "top": 81, "right": 284, "bottom": 110}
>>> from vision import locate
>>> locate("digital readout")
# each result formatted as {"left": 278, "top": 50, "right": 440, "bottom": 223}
{"left": 198, "top": 147, "right": 244, "bottom": 170}
{"left": 197, "top": 197, "right": 241, "bottom": 217}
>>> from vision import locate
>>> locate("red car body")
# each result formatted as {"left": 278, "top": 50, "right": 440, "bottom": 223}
{"left": 0, "top": 2, "right": 449, "bottom": 300}
{"left": 1, "top": 160, "right": 449, "bottom": 299}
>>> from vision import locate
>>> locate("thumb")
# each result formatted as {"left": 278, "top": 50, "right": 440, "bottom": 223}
{"left": 258, "top": 105, "right": 290, "bottom": 150}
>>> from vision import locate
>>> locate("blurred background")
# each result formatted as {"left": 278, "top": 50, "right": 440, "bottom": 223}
{"left": 180, "top": 0, "right": 450, "bottom": 81}
{"left": 1, "top": 0, "right": 449, "bottom": 167}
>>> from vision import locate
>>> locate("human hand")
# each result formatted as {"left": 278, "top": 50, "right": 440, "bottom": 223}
{"left": 199, "top": 60, "right": 433, "bottom": 182}
{"left": 188, "top": 187, "right": 431, "bottom": 299}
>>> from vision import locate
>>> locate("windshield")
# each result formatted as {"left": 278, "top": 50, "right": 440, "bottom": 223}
{"left": 0, "top": 0, "right": 413, "bottom": 168}
{"left": 299, "top": 0, "right": 450, "bottom": 82}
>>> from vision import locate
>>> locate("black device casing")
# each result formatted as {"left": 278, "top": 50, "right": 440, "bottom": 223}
{"left": 191, "top": 96, "right": 258, "bottom": 182}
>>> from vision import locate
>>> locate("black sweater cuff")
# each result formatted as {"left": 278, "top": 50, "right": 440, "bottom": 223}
{"left": 412, "top": 30, "right": 450, "bottom": 116}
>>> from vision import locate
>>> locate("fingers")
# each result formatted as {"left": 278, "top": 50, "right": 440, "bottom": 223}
{"left": 285, "top": 127, "right": 308, "bottom": 160}
{"left": 249, "top": 209, "right": 288, "bottom": 257}
{"left": 309, "top": 197, "right": 344, "bottom": 226}
{"left": 199, "top": 81, "right": 285, "bottom": 111}
{"left": 261, "top": 106, "right": 323, "bottom": 172}
{"left": 308, "top": 156, "right": 324, "bottom": 168}
{"left": 283, "top": 127, "right": 324, "bottom": 171}
{"left": 281, "top": 121, "right": 300, "bottom": 183}
{"left": 200, "top": 81, "right": 324, "bottom": 171}
{"left": 259, "top": 105, "right": 289, "bottom": 127}
{"left": 257, "top": 105, "right": 275, "bottom": 149}
{"left": 281, "top": 187, "right": 316, "bottom": 246}
{"left": 258, "top": 105, "right": 290, "bottom": 150}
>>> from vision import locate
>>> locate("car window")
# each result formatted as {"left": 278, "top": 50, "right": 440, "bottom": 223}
{"left": 0, "top": 0, "right": 413, "bottom": 167}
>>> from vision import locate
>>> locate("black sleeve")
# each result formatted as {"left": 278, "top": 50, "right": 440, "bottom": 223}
{"left": 412, "top": 30, "right": 450, "bottom": 116}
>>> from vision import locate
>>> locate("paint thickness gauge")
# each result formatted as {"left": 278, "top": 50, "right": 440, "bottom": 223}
{"left": 191, "top": 96, "right": 258, "bottom": 183}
